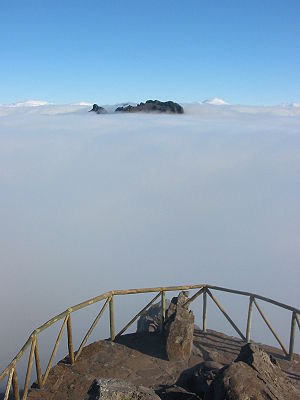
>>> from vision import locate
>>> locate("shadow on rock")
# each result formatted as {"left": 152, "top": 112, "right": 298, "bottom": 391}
{"left": 115, "top": 332, "right": 168, "bottom": 360}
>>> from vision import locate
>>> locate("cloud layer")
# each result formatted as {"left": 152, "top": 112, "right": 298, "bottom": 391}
{"left": 0, "top": 103, "right": 300, "bottom": 386}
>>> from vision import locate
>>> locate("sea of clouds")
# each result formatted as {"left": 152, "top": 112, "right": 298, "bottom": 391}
{"left": 0, "top": 101, "right": 300, "bottom": 388}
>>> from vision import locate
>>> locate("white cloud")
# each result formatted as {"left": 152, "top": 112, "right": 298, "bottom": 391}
{"left": 7, "top": 99, "right": 49, "bottom": 107}
{"left": 0, "top": 103, "right": 299, "bottom": 387}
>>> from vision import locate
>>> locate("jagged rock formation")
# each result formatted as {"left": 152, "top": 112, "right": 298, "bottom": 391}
{"left": 137, "top": 300, "right": 171, "bottom": 333}
{"left": 85, "top": 378, "right": 160, "bottom": 400}
{"left": 89, "top": 104, "right": 107, "bottom": 114}
{"left": 205, "top": 343, "right": 300, "bottom": 400}
{"left": 115, "top": 100, "right": 184, "bottom": 114}
{"left": 164, "top": 291, "right": 194, "bottom": 361}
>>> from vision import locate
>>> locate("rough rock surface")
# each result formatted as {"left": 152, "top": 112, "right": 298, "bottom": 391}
{"left": 25, "top": 329, "right": 300, "bottom": 400}
{"left": 179, "top": 361, "right": 223, "bottom": 398}
{"left": 85, "top": 378, "right": 160, "bottom": 400}
{"left": 165, "top": 292, "right": 194, "bottom": 361}
{"left": 157, "top": 385, "right": 199, "bottom": 400}
{"left": 137, "top": 300, "right": 171, "bottom": 333}
{"left": 205, "top": 343, "right": 300, "bottom": 400}
{"left": 115, "top": 100, "right": 184, "bottom": 114}
{"left": 89, "top": 104, "right": 107, "bottom": 114}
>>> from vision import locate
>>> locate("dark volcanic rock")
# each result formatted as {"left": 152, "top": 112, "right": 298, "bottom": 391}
{"left": 137, "top": 300, "right": 171, "bottom": 333}
{"left": 26, "top": 330, "right": 300, "bottom": 400}
{"left": 85, "top": 378, "right": 160, "bottom": 400}
{"left": 157, "top": 385, "right": 199, "bottom": 400}
{"left": 179, "top": 361, "right": 223, "bottom": 398}
{"left": 89, "top": 104, "right": 107, "bottom": 114}
{"left": 165, "top": 292, "right": 194, "bottom": 361}
{"left": 115, "top": 100, "right": 184, "bottom": 114}
{"left": 205, "top": 343, "right": 300, "bottom": 400}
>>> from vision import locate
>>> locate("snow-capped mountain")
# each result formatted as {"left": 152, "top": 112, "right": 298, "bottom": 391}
{"left": 72, "top": 101, "right": 93, "bottom": 106}
{"left": 291, "top": 102, "right": 300, "bottom": 108}
{"left": 202, "top": 98, "right": 229, "bottom": 105}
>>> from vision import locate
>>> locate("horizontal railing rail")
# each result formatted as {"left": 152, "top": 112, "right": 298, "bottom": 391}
{"left": 0, "top": 284, "right": 299, "bottom": 400}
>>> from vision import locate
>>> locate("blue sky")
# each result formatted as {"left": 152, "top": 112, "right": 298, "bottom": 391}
{"left": 0, "top": 0, "right": 299, "bottom": 105}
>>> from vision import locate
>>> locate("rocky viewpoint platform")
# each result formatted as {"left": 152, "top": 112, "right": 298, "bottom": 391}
{"left": 26, "top": 329, "right": 300, "bottom": 400}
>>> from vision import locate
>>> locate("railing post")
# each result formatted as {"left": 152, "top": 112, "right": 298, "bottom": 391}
{"left": 289, "top": 311, "right": 297, "bottom": 361}
{"left": 4, "top": 368, "right": 13, "bottom": 400}
{"left": 67, "top": 312, "right": 75, "bottom": 365}
{"left": 203, "top": 288, "right": 207, "bottom": 333}
{"left": 109, "top": 295, "right": 115, "bottom": 341}
{"left": 34, "top": 336, "right": 43, "bottom": 388}
{"left": 23, "top": 337, "right": 36, "bottom": 400}
{"left": 12, "top": 369, "right": 20, "bottom": 400}
{"left": 161, "top": 291, "right": 166, "bottom": 332}
{"left": 246, "top": 296, "right": 254, "bottom": 343}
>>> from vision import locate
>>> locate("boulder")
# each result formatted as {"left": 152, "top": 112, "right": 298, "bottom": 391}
{"left": 89, "top": 104, "right": 107, "bottom": 114}
{"left": 137, "top": 299, "right": 171, "bottom": 333}
{"left": 115, "top": 100, "right": 184, "bottom": 114}
{"left": 165, "top": 291, "right": 194, "bottom": 361}
{"left": 186, "top": 361, "right": 223, "bottom": 398}
{"left": 84, "top": 378, "right": 160, "bottom": 400}
{"left": 205, "top": 343, "right": 300, "bottom": 400}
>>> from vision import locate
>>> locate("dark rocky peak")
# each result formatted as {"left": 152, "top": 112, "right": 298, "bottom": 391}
{"left": 115, "top": 100, "right": 184, "bottom": 114}
{"left": 89, "top": 104, "right": 107, "bottom": 114}
{"left": 115, "top": 104, "right": 135, "bottom": 112}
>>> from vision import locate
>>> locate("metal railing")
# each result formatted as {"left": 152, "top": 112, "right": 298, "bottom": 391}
{"left": 0, "top": 284, "right": 299, "bottom": 400}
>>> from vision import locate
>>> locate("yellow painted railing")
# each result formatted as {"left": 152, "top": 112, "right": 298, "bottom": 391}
{"left": 0, "top": 284, "right": 299, "bottom": 400}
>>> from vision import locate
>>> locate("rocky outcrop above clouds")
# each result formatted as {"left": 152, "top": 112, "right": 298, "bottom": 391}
{"left": 89, "top": 104, "right": 107, "bottom": 114}
{"left": 115, "top": 100, "right": 184, "bottom": 114}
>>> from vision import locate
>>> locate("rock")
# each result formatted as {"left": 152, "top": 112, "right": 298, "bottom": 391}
{"left": 84, "top": 378, "right": 160, "bottom": 400}
{"left": 137, "top": 300, "right": 171, "bottom": 333}
{"left": 165, "top": 291, "right": 194, "bottom": 361}
{"left": 188, "top": 361, "right": 223, "bottom": 398}
{"left": 205, "top": 343, "right": 300, "bottom": 400}
{"left": 191, "top": 343, "right": 203, "bottom": 358}
{"left": 89, "top": 104, "right": 107, "bottom": 114}
{"left": 115, "top": 100, "right": 184, "bottom": 114}
{"left": 165, "top": 291, "right": 189, "bottom": 321}
{"left": 157, "top": 385, "right": 199, "bottom": 400}
{"left": 176, "top": 361, "right": 222, "bottom": 398}
{"left": 115, "top": 105, "right": 135, "bottom": 112}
